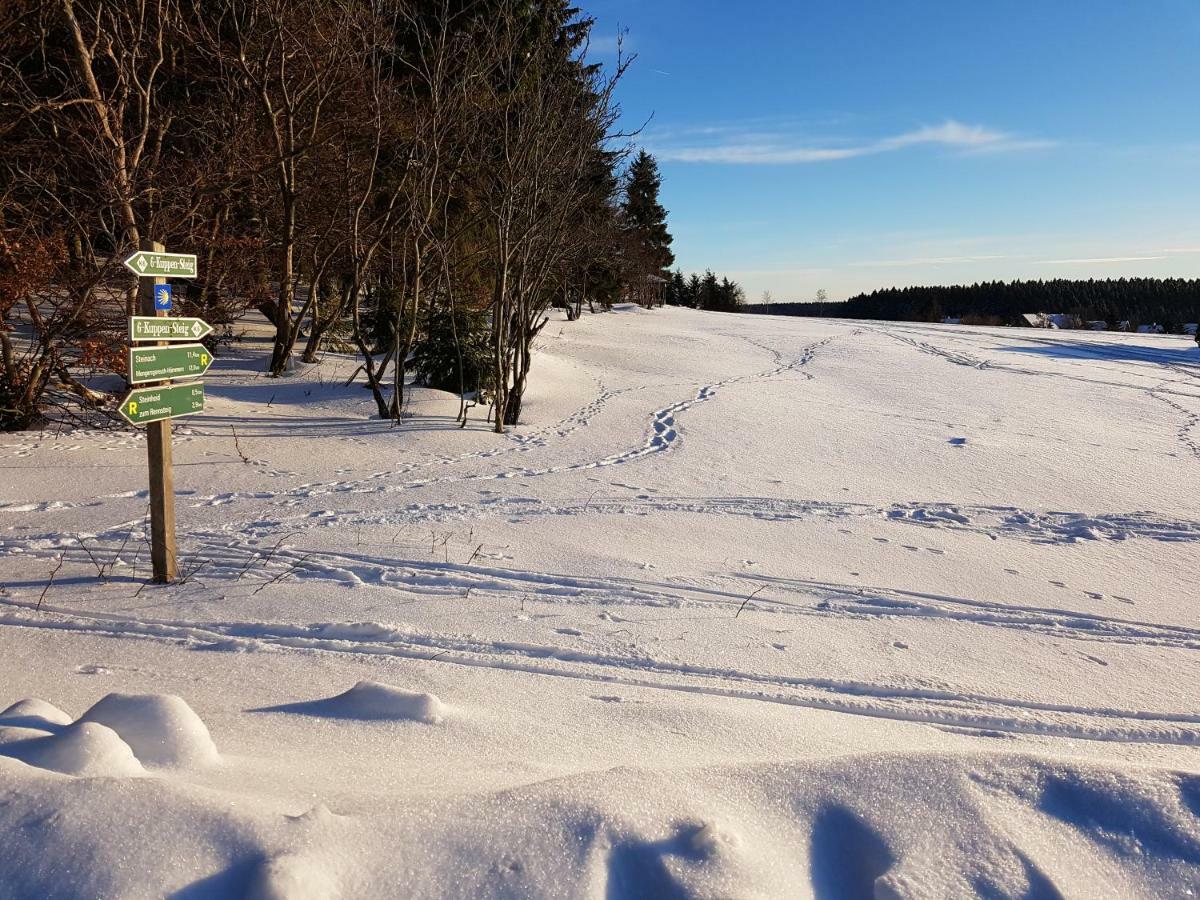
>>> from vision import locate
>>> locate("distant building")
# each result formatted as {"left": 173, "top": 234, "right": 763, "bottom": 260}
{"left": 1021, "top": 313, "right": 1077, "bottom": 329}
{"left": 941, "top": 317, "right": 962, "bottom": 325}
{"left": 1086, "top": 321, "right": 1107, "bottom": 330}
{"left": 626, "top": 274, "right": 666, "bottom": 308}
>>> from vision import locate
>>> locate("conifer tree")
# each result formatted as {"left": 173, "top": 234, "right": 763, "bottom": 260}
{"left": 666, "top": 270, "right": 687, "bottom": 306}
{"left": 622, "top": 150, "right": 675, "bottom": 280}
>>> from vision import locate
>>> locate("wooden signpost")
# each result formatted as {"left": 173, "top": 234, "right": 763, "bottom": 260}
{"left": 123, "top": 249, "right": 198, "bottom": 279}
{"left": 129, "top": 316, "right": 213, "bottom": 342}
{"left": 118, "top": 382, "right": 207, "bottom": 424}
{"left": 121, "top": 240, "right": 209, "bottom": 583}
{"left": 127, "top": 345, "right": 213, "bottom": 385}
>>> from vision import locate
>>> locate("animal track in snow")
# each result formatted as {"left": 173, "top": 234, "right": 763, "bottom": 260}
{"left": 255, "top": 493, "right": 1200, "bottom": 549}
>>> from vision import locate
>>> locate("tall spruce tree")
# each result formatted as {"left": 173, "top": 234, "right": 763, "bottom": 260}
{"left": 622, "top": 150, "right": 674, "bottom": 280}
{"left": 666, "top": 270, "right": 687, "bottom": 306}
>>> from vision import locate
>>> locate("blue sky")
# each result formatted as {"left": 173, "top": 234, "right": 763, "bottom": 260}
{"left": 585, "top": 0, "right": 1200, "bottom": 301}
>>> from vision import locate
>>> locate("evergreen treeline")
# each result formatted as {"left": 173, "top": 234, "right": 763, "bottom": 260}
{"left": 0, "top": 0, "right": 677, "bottom": 431}
{"left": 747, "top": 279, "right": 1200, "bottom": 335}
{"left": 664, "top": 270, "right": 745, "bottom": 311}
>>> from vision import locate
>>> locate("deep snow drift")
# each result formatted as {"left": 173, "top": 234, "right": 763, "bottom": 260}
{"left": 1, "top": 307, "right": 1199, "bottom": 897}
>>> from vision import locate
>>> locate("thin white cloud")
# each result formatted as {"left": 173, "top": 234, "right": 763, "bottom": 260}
{"left": 724, "top": 266, "right": 833, "bottom": 278}
{"left": 1038, "top": 256, "right": 1167, "bottom": 265}
{"left": 587, "top": 34, "right": 623, "bottom": 56}
{"left": 661, "top": 144, "right": 865, "bottom": 164}
{"left": 887, "top": 122, "right": 1055, "bottom": 155}
{"left": 849, "top": 254, "right": 1013, "bottom": 268}
{"left": 653, "top": 119, "right": 1053, "bottom": 165}
{"left": 879, "top": 121, "right": 1005, "bottom": 150}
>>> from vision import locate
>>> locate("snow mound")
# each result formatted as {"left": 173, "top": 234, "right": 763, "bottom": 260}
{"left": 0, "top": 743, "right": 1199, "bottom": 895}
{"left": 79, "top": 693, "right": 219, "bottom": 768}
{"left": 0, "top": 698, "right": 73, "bottom": 731}
{"left": 260, "top": 680, "right": 448, "bottom": 723}
{"left": 0, "top": 721, "right": 144, "bottom": 777}
{"left": 321, "top": 680, "right": 447, "bottom": 723}
{"left": 246, "top": 853, "right": 340, "bottom": 900}
{"left": 687, "top": 820, "right": 741, "bottom": 859}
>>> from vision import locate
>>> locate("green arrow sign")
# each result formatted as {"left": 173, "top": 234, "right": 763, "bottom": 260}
{"left": 123, "top": 250, "right": 197, "bottom": 279}
{"left": 128, "top": 343, "right": 213, "bottom": 385}
{"left": 119, "top": 383, "right": 206, "bottom": 427}
{"left": 129, "top": 316, "right": 213, "bottom": 342}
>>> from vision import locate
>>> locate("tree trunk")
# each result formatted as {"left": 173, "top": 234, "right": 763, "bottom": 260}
{"left": 491, "top": 262, "right": 509, "bottom": 434}
{"left": 349, "top": 280, "right": 390, "bottom": 418}
{"left": 389, "top": 248, "right": 422, "bottom": 421}
{"left": 269, "top": 191, "right": 297, "bottom": 375}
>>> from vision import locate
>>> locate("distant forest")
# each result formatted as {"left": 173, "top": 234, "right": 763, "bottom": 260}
{"left": 747, "top": 279, "right": 1200, "bottom": 333}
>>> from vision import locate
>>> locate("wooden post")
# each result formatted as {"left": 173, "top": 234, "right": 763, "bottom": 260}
{"left": 137, "top": 239, "right": 177, "bottom": 583}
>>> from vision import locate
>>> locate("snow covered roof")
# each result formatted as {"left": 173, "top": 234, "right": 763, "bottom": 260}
{"left": 1022, "top": 313, "right": 1073, "bottom": 329}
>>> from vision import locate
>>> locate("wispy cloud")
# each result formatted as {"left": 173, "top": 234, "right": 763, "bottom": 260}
{"left": 658, "top": 145, "right": 863, "bottom": 164}
{"left": 1038, "top": 255, "right": 1166, "bottom": 265}
{"left": 652, "top": 119, "right": 1054, "bottom": 165}
{"left": 587, "top": 34, "right": 624, "bottom": 56}
{"left": 878, "top": 122, "right": 1053, "bottom": 155}
{"left": 849, "top": 254, "right": 1013, "bottom": 268}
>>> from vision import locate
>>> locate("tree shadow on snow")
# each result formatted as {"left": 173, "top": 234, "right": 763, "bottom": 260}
{"left": 1178, "top": 775, "right": 1200, "bottom": 821}
{"left": 168, "top": 855, "right": 265, "bottom": 900}
{"left": 604, "top": 825, "right": 710, "bottom": 900}
{"left": 969, "top": 850, "right": 1065, "bottom": 900}
{"left": 994, "top": 342, "right": 1200, "bottom": 367}
{"left": 2, "top": 574, "right": 144, "bottom": 592}
{"left": 1038, "top": 774, "right": 1200, "bottom": 864}
{"left": 191, "top": 410, "right": 497, "bottom": 438}
{"left": 808, "top": 805, "right": 894, "bottom": 900}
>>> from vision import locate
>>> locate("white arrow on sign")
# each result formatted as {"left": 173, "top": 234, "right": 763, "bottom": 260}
{"left": 123, "top": 250, "right": 198, "bottom": 279}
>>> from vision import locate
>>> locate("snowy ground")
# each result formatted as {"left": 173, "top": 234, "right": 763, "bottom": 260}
{"left": 2, "top": 307, "right": 1199, "bottom": 898}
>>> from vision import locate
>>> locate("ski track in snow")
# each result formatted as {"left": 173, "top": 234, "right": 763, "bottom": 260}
{"left": 871, "top": 324, "right": 1200, "bottom": 465}
{"left": 874, "top": 325, "right": 1200, "bottom": 400}
{"left": 78, "top": 533, "right": 1200, "bottom": 653}
{"left": 878, "top": 329, "right": 993, "bottom": 371}
{"left": 4, "top": 512, "right": 1200, "bottom": 750}
{"left": 3, "top": 592, "right": 1200, "bottom": 747}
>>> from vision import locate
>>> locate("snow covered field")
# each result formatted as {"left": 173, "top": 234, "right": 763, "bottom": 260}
{"left": 2, "top": 306, "right": 1199, "bottom": 898}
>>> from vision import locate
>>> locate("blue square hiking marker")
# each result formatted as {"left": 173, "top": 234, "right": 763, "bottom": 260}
{"left": 154, "top": 283, "right": 173, "bottom": 311}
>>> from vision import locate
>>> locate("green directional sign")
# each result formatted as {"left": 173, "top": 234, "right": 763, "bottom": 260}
{"left": 128, "top": 343, "right": 213, "bottom": 385}
{"left": 119, "top": 382, "right": 205, "bottom": 427}
{"left": 129, "top": 315, "right": 213, "bottom": 342}
{"left": 123, "top": 250, "right": 197, "bottom": 279}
